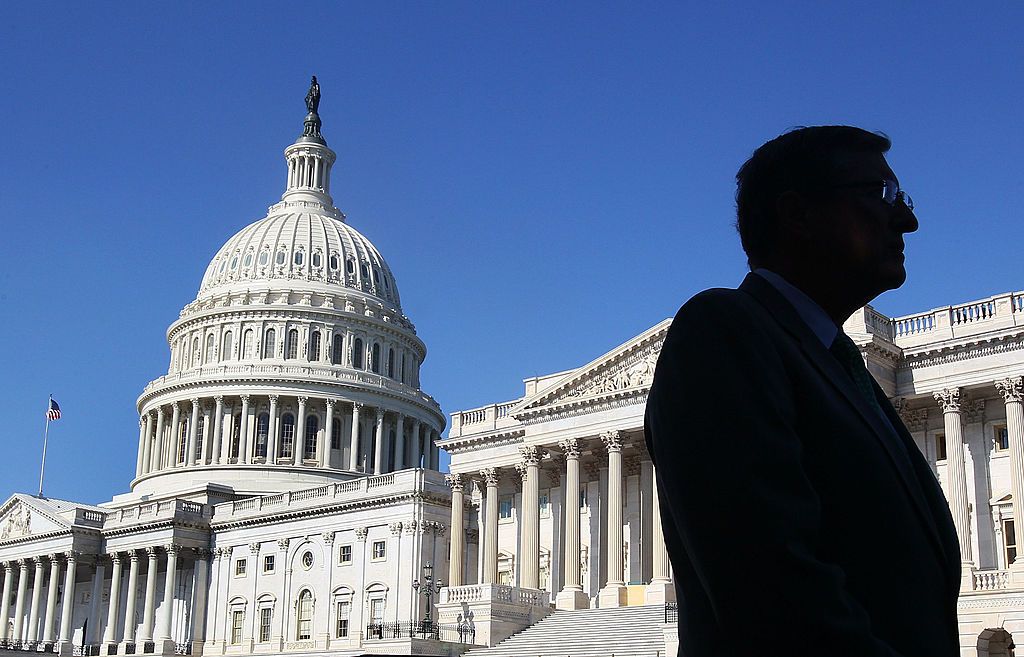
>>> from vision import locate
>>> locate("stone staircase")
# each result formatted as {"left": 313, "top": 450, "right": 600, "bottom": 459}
{"left": 461, "top": 604, "right": 669, "bottom": 657}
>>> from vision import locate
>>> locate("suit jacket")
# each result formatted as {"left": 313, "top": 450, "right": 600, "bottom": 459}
{"left": 644, "top": 273, "right": 961, "bottom": 657}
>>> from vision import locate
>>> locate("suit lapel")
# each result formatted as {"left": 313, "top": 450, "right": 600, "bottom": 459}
{"left": 739, "top": 273, "right": 953, "bottom": 571}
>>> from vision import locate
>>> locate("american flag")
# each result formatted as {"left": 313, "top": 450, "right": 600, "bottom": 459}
{"left": 46, "top": 398, "right": 61, "bottom": 421}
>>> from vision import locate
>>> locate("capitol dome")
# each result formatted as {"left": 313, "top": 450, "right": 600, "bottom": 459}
{"left": 128, "top": 80, "right": 444, "bottom": 501}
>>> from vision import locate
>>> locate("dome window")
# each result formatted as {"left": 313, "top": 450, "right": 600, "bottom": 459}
{"left": 312, "top": 252, "right": 322, "bottom": 268}
{"left": 346, "top": 258, "right": 355, "bottom": 275}
{"left": 259, "top": 251, "right": 269, "bottom": 266}
{"left": 309, "top": 330, "right": 321, "bottom": 362}
{"left": 330, "top": 254, "right": 339, "bottom": 270}
{"left": 383, "top": 276, "right": 390, "bottom": 291}
{"left": 371, "top": 343, "right": 381, "bottom": 373}
{"left": 263, "top": 329, "right": 276, "bottom": 359}
{"left": 276, "top": 250, "right": 286, "bottom": 265}
{"left": 255, "top": 413, "right": 270, "bottom": 458}
{"left": 360, "top": 264, "right": 370, "bottom": 278}
{"left": 243, "top": 330, "right": 254, "bottom": 359}
{"left": 243, "top": 253, "right": 253, "bottom": 267}
{"left": 222, "top": 331, "right": 233, "bottom": 360}
{"left": 205, "top": 334, "right": 215, "bottom": 363}
{"left": 230, "top": 256, "right": 238, "bottom": 270}
{"left": 294, "top": 251, "right": 304, "bottom": 266}
{"left": 387, "top": 348, "right": 395, "bottom": 378}
{"left": 286, "top": 329, "right": 299, "bottom": 359}
{"left": 280, "top": 413, "right": 295, "bottom": 459}
{"left": 352, "top": 338, "right": 364, "bottom": 369}
{"left": 219, "top": 259, "right": 227, "bottom": 273}
{"left": 332, "top": 334, "right": 344, "bottom": 365}
{"left": 304, "top": 416, "right": 318, "bottom": 460}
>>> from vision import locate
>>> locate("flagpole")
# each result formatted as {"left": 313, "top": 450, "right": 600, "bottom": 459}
{"left": 38, "top": 394, "right": 52, "bottom": 498}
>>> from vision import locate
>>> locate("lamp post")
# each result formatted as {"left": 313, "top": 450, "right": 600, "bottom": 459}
{"left": 411, "top": 561, "right": 443, "bottom": 637}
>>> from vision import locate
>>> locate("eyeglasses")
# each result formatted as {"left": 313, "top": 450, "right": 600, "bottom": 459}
{"left": 832, "top": 179, "right": 914, "bottom": 211}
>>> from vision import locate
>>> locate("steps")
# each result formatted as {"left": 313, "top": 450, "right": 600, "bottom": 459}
{"left": 462, "top": 605, "right": 669, "bottom": 657}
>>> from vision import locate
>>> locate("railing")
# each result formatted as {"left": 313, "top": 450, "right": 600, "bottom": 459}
{"left": 179, "top": 500, "right": 204, "bottom": 514}
{"left": 951, "top": 299, "right": 996, "bottom": 325}
{"left": 864, "top": 307, "right": 894, "bottom": 340}
{"left": 290, "top": 485, "right": 330, "bottom": 502}
{"left": 81, "top": 510, "right": 106, "bottom": 523}
{"left": 365, "top": 621, "right": 477, "bottom": 644}
{"left": 367, "top": 473, "right": 395, "bottom": 488}
{"left": 440, "top": 583, "right": 550, "bottom": 608}
{"left": 894, "top": 312, "right": 935, "bottom": 337}
{"left": 1015, "top": 293, "right": 1024, "bottom": 313}
{"left": 461, "top": 409, "right": 486, "bottom": 425}
{"left": 973, "top": 569, "right": 1010, "bottom": 591}
{"left": 665, "top": 601, "right": 678, "bottom": 624}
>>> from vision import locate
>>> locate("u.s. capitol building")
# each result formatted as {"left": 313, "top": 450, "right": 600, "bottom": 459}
{"left": 1, "top": 82, "right": 1023, "bottom": 657}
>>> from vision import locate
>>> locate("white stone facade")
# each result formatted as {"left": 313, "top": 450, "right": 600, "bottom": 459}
{"left": 441, "top": 294, "right": 1024, "bottom": 654}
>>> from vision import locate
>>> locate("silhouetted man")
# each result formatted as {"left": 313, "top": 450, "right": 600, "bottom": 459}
{"left": 645, "top": 126, "right": 961, "bottom": 657}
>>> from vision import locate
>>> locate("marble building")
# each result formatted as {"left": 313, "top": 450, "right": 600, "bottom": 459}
{"left": 0, "top": 84, "right": 455, "bottom": 656}
{"left": 440, "top": 294, "right": 1024, "bottom": 654}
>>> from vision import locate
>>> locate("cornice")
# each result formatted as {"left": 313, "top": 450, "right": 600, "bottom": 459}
{"left": 898, "top": 333, "right": 1024, "bottom": 371}
{"left": 210, "top": 491, "right": 451, "bottom": 531}
{"left": 518, "top": 386, "right": 649, "bottom": 424}
{"left": 437, "top": 430, "right": 526, "bottom": 455}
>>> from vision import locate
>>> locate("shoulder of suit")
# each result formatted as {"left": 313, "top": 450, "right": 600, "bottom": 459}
{"left": 675, "top": 286, "right": 757, "bottom": 320}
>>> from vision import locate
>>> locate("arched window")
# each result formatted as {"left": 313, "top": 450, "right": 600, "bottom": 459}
{"left": 331, "top": 419, "right": 341, "bottom": 450}
{"left": 296, "top": 590, "right": 313, "bottom": 640}
{"left": 192, "top": 337, "right": 201, "bottom": 366}
{"left": 286, "top": 329, "right": 299, "bottom": 359}
{"left": 329, "top": 254, "right": 339, "bottom": 270}
{"left": 345, "top": 258, "right": 355, "bottom": 274}
{"left": 280, "top": 413, "right": 295, "bottom": 459}
{"left": 276, "top": 250, "right": 286, "bottom": 265}
{"left": 222, "top": 331, "right": 233, "bottom": 360}
{"left": 243, "top": 329, "right": 254, "bottom": 359}
{"left": 231, "top": 413, "right": 241, "bottom": 459}
{"left": 309, "top": 331, "right": 321, "bottom": 362}
{"left": 294, "top": 250, "right": 304, "bottom": 266}
{"left": 243, "top": 252, "right": 253, "bottom": 267}
{"left": 178, "top": 418, "right": 189, "bottom": 464}
{"left": 259, "top": 250, "right": 269, "bottom": 266}
{"left": 196, "top": 416, "right": 206, "bottom": 462}
{"left": 206, "top": 334, "right": 215, "bottom": 363}
{"left": 387, "top": 348, "right": 394, "bottom": 378}
{"left": 312, "top": 252, "right": 321, "bottom": 268}
{"left": 264, "top": 329, "right": 276, "bottom": 359}
{"left": 332, "top": 334, "right": 344, "bottom": 365}
{"left": 371, "top": 343, "right": 381, "bottom": 373}
{"left": 304, "top": 416, "right": 318, "bottom": 460}
{"left": 352, "top": 338, "right": 363, "bottom": 369}
{"left": 255, "top": 413, "right": 269, "bottom": 458}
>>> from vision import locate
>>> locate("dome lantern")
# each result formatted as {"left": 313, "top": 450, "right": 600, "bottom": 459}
{"left": 281, "top": 76, "right": 338, "bottom": 211}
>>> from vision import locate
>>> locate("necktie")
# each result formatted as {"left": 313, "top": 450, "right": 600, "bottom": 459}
{"left": 829, "top": 332, "right": 884, "bottom": 417}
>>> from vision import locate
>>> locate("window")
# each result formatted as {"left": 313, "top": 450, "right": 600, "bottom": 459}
{"left": 264, "top": 329, "right": 276, "bottom": 359}
{"left": 335, "top": 601, "right": 350, "bottom": 638}
{"left": 222, "top": 331, "right": 233, "bottom": 360}
{"left": 263, "top": 554, "right": 275, "bottom": 573}
{"left": 352, "top": 338, "right": 363, "bottom": 369}
{"left": 230, "top": 256, "right": 238, "bottom": 270}
{"left": 235, "top": 559, "right": 247, "bottom": 577}
{"left": 286, "top": 329, "right": 299, "bottom": 359}
{"left": 329, "top": 254, "right": 339, "bottom": 270}
{"left": 206, "top": 334, "right": 215, "bottom": 362}
{"left": 580, "top": 488, "right": 588, "bottom": 510}
{"left": 360, "top": 263, "right": 370, "bottom": 279}
{"left": 539, "top": 564, "right": 550, "bottom": 590}
{"left": 369, "top": 598, "right": 384, "bottom": 625}
{"left": 231, "top": 610, "right": 244, "bottom": 644}
{"left": 372, "top": 267, "right": 380, "bottom": 287}
{"left": 280, "top": 413, "right": 295, "bottom": 459}
{"left": 304, "top": 416, "right": 318, "bottom": 460}
{"left": 255, "top": 413, "right": 269, "bottom": 458}
{"left": 192, "top": 337, "right": 200, "bottom": 365}
{"left": 312, "top": 252, "right": 321, "bottom": 268}
{"left": 301, "top": 551, "right": 314, "bottom": 569}
{"left": 1006, "top": 519, "right": 1018, "bottom": 566}
{"left": 258, "top": 607, "right": 272, "bottom": 642}
{"left": 995, "top": 425, "right": 1010, "bottom": 451}
{"left": 243, "top": 330, "right": 254, "bottom": 359}
{"left": 243, "top": 252, "right": 253, "bottom": 267}
{"left": 294, "top": 250, "right": 304, "bottom": 266}
{"left": 498, "top": 569, "right": 512, "bottom": 586}
{"left": 296, "top": 590, "right": 313, "bottom": 640}
{"left": 499, "top": 495, "right": 513, "bottom": 521}
{"left": 372, "top": 540, "right": 386, "bottom": 561}
{"left": 309, "top": 330, "right": 321, "bottom": 362}
{"left": 346, "top": 258, "right": 355, "bottom": 274}
{"left": 196, "top": 416, "right": 205, "bottom": 461}
{"left": 231, "top": 413, "right": 241, "bottom": 458}
{"left": 259, "top": 250, "right": 269, "bottom": 266}
{"left": 935, "top": 433, "right": 947, "bottom": 461}
{"left": 178, "top": 419, "right": 189, "bottom": 464}
{"left": 387, "top": 349, "right": 394, "bottom": 378}
{"left": 400, "top": 353, "right": 406, "bottom": 384}
{"left": 371, "top": 343, "right": 381, "bottom": 373}
{"left": 332, "top": 334, "right": 344, "bottom": 365}
{"left": 276, "top": 250, "right": 286, "bottom": 265}
{"left": 539, "top": 490, "right": 550, "bottom": 518}
{"left": 338, "top": 544, "right": 352, "bottom": 565}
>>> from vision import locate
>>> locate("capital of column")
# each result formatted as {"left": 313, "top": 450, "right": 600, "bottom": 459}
{"left": 996, "top": 377, "right": 1024, "bottom": 403}
{"left": 558, "top": 438, "right": 581, "bottom": 459}
{"left": 145, "top": 546, "right": 159, "bottom": 559}
{"left": 601, "top": 430, "right": 624, "bottom": 452}
{"left": 322, "top": 531, "right": 336, "bottom": 545}
{"left": 190, "top": 397, "right": 200, "bottom": 409}
{"left": 2, "top": 562, "right": 11, "bottom": 573}
{"left": 239, "top": 394, "right": 250, "bottom": 403}
{"left": 934, "top": 387, "right": 962, "bottom": 413}
{"left": 63, "top": 551, "right": 79, "bottom": 563}
{"left": 248, "top": 542, "right": 260, "bottom": 555}
{"left": 108, "top": 552, "right": 122, "bottom": 565}
{"left": 32, "top": 555, "right": 45, "bottom": 567}
{"left": 376, "top": 407, "right": 385, "bottom": 421}
{"left": 297, "top": 396, "right": 308, "bottom": 406}
{"left": 355, "top": 527, "right": 368, "bottom": 542}
{"left": 325, "top": 398, "right": 336, "bottom": 409}
{"left": 194, "top": 548, "right": 213, "bottom": 561}
{"left": 519, "top": 445, "right": 541, "bottom": 466}
{"left": 353, "top": 401, "right": 364, "bottom": 412}
{"left": 268, "top": 394, "right": 279, "bottom": 404}
{"left": 164, "top": 543, "right": 181, "bottom": 555}
{"left": 479, "top": 467, "right": 500, "bottom": 487}
{"left": 445, "top": 472, "right": 465, "bottom": 492}
{"left": 277, "top": 538, "right": 290, "bottom": 552}
{"left": 514, "top": 462, "right": 529, "bottom": 480}
{"left": 214, "top": 395, "right": 224, "bottom": 405}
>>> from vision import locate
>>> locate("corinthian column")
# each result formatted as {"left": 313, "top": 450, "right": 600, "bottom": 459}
{"left": 212, "top": 396, "right": 224, "bottom": 465}
{"left": 237, "top": 395, "right": 250, "bottom": 463}
{"left": 103, "top": 553, "right": 123, "bottom": 645}
{"left": 373, "top": 408, "right": 385, "bottom": 474}
{"left": 186, "top": 398, "right": 200, "bottom": 466}
{"left": 349, "top": 403, "right": 363, "bottom": 471}
{"left": 599, "top": 430, "right": 627, "bottom": 607}
{"left": 57, "top": 553, "right": 77, "bottom": 645}
{"left": 0, "top": 562, "right": 13, "bottom": 641}
{"left": 934, "top": 388, "right": 974, "bottom": 582}
{"left": 42, "top": 556, "right": 60, "bottom": 643}
{"left": 996, "top": 378, "right": 1024, "bottom": 581}
{"left": 139, "top": 548, "right": 159, "bottom": 642}
{"left": 157, "top": 545, "right": 179, "bottom": 643}
{"left": 152, "top": 407, "right": 165, "bottom": 471}
{"left": 519, "top": 446, "right": 541, "bottom": 589}
{"left": 446, "top": 473, "right": 466, "bottom": 586}
{"left": 410, "top": 419, "right": 422, "bottom": 468}
{"left": 556, "top": 438, "right": 588, "bottom": 609}
{"left": 480, "top": 468, "right": 500, "bottom": 584}
{"left": 168, "top": 402, "right": 182, "bottom": 466}
{"left": 190, "top": 549, "right": 211, "bottom": 648}
{"left": 296, "top": 396, "right": 308, "bottom": 460}
{"left": 321, "top": 399, "right": 334, "bottom": 468}
{"left": 121, "top": 551, "right": 141, "bottom": 646}
{"left": 27, "top": 557, "right": 44, "bottom": 642}
{"left": 267, "top": 395, "right": 280, "bottom": 461}
{"left": 136, "top": 416, "right": 148, "bottom": 477}
{"left": 645, "top": 463, "right": 675, "bottom": 604}
{"left": 394, "top": 415, "right": 406, "bottom": 470}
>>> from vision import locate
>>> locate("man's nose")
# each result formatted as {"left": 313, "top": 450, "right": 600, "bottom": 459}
{"left": 895, "top": 201, "right": 918, "bottom": 234}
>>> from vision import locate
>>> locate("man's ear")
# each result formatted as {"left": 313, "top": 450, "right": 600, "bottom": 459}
{"left": 775, "top": 190, "right": 815, "bottom": 242}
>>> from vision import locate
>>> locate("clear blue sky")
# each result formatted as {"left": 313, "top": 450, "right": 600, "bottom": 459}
{"left": 1, "top": 3, "right": 1021, "bottom": 505}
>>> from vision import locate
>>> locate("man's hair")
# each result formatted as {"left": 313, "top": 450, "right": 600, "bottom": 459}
{"left": 735, "top": 126, "right": 891, "bottom": 268}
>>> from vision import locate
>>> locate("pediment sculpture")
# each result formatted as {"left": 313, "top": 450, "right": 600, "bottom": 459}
{"left": 0, "top": 503, "right": 31, "bottom": 539}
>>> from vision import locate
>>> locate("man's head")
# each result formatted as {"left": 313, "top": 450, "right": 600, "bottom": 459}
{"left": 736, "top": 126, "right": 919, "bottom": 317}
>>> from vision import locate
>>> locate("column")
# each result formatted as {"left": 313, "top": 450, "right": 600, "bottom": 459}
{"left": 140, "top": 548, "right": 159, "bottom": 642}
{"left": 157, "top": 545, "right": 179, "bottom": 643}
{"left": 212, "top": 396, "right": 224, "bottom": 465}
{"left": 0, "top": 562, "right": 13, "bottom": 641}
{"left": 519, "top": 446, "right": 541, "bottom": 589}
{"left": 167, "top": 402, "right": 181, "bottom": 466}
{"left": 480, "top": 468, "right": 500, "bottom": 584}
{"left": 201, "top": 402, "right": 213, "bottom": 464}
{"left": 348, "top": 402, "right": 362, "bottom": 471}
{"left": 320, "top": 399, "right": 334, "bottom": 468}
{"left": 296, "top": 396, "right": 308, "bottom": 460}
{"left": 42, "top": 555, "right": 61, "bottom": 642}
{"left": 394, "top": 414, "right": 406, "bottom": 470}
{"left": 187, "top": 398, "right": 200, "bottom": 466}
{"left": 57, "top": 553, "right": 77, "bottom": 645}
{"left": 996, "top": 378, "right": 1024, "bottom": 580}
{"left": 429, "top": 431, "right": 440, "bottom": 471}
{"left": 140, "top": 414, "right": 154, "bottom": 476}
{"left": 103, "top": 553, "right": 123, "bottom": 645}
{"left": 190, "top": 549, "right": 211, "bottom": 647}
{"left": 556, "top": 438, "right": 588, "bottom": 609}
{"left": 645, "top": 464, "right": 675, "bottom": 604}
{"left": 152, "top": 407, "right": 165, "bottom": 471}
{"left": 122, "top": 551, "right": 141, "bottom": 646}
{"left": 599, "top": 430, "right": 627, "bottom": 607}
{"left": 86, "top": 561, "right": 104, "bottom": 645}
{"left": 267, "top": 395, "right": 280, "bottom": 462}
{"left": 373, "top": 408, "right": 385, "bottom": 474}
{"left": 934, "top": 389, "right": 975, "bottom": 588}
{"left": 410, "top": 419, "right": 422, "bottom": 468}
{"left": 136, "top": 416, "right": 148, "bottom": 477}
{"left": 445, "top": 474, "right": 466, "bottom": 586}
{"left": 238, "top": 395, "right": 250, "bottom": 463}
{"left": 27, "top": 557, "right": 44, "bottom": 642}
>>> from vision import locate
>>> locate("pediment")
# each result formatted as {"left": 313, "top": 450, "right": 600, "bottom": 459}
{"left": 0, "top": 494, "right": 71, "bottom": 540}
{"left": 511, "top": 319, "right": 672, "bottom": 418}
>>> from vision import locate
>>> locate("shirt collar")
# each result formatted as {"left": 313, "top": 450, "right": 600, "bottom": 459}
{"left": 752, "top": 269, "right": 839, "bottom": 348}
